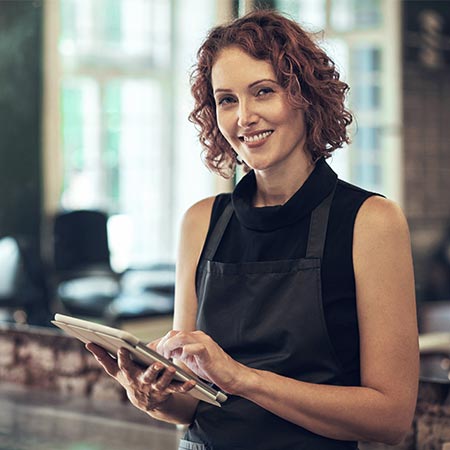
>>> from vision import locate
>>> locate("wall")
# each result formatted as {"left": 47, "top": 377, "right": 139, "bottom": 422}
{"left": 0, "top": 0, "right": 43, "bottom": 250}
{"left": 402, "top": 0, "right": 450, "bottom": 301}
{"left": 0, "top": 324, "right": 123, "bottom": 400}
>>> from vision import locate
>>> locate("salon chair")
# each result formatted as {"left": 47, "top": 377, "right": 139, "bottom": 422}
{"left": 418, "top": 300, "right": 450, "bottom": 382}
{"left": 106, "top": 263, "right": 175, "bottom": 326}
{"left": 52, "top": 210, "right": 120, "bottom": 318}
{"left": 418, "top": 300, "right": 450, "bottom": 334}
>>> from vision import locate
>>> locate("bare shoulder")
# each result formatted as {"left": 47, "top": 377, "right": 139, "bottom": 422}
{"left": 182, "top": 196, "right": 216, "bottom": 225}
{"left": 356, "top": 195, "right": 408, "bottom": 227}
{"left": 354, "top": 195, "right": 410, "bottom": 246}
{"left": 180, "top": 196, "right": 216, "bottom": 251}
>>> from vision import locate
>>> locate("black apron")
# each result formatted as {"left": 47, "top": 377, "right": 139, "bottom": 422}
{"left": 179, "top": 181, "right": 358, "bottom": 450}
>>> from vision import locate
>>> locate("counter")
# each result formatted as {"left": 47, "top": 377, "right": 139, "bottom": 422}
{"left": 0, "top": 382, "right": 181, "bottom": 450}
{"left": 1, "top": 324, "right": 450, "bottom": 449}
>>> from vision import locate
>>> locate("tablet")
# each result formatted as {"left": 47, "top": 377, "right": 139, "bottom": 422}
{"left": 52, "top": 313, "right": 227, "bottom": 407}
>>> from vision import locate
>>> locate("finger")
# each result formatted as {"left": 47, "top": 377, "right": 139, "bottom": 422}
{"left": 181, "top": 343, "right": 208, "bottom": 357}
{"left": 141, "top": 362, "right": 166, "bottom": 384}
{"left": 86, "top": 342, "right": 107, "bottom": 357}
{"left": 156, "top": 330, "right": 180, "bottom": 356}
{"left": 168, "top": 379, "right": 197, "bottom": 395}
{"left": 163, "top": 336, "right": 207, "bottom": 360}
{"left": 85, "top": 343, "right": 119, "bottom": 378}
{"left": 146, "top": 337, "right": 162, "bottom": 352}
{"left": 159, "top": 332, "right": 194, "bottom": 359}
{"left": 153, "top": 365, "right": 177, "bottom": 391}
{"left": 117, "top": 347, "right": 141, "bottom": 383}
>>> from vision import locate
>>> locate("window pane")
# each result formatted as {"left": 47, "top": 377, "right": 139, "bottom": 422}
{"left": 351, "top": 47, "right": 382, "bottom": 111}
{"left": 353, "top": 127, "right": 382, "bottom": 190}
{"left": 122, "top": 0, "right": 171, "bottom": 65}
{"left": 354, "top": 127, "right": 380, "bottom": 152}
{"left": 354, "top": 162, "right": 381, "bottom": 188}
{"left": 104, "top": 82, "right": 122, "bottom": 211}
{"left": 98, "top": 0, "right": 122, "bottom": 44}
{"left": 352, "top": 47, "right": 381, "bottom": 73}
{"left": 321, "top": 38, "right": 349, "bottom": 81}
{"left": 61, "top": 79, "right": 102, "bottom": 209}
{"left": 60, "top": 0, "right": 170, "bottom": 68}
{"left": 60, "top": 0, "right": 77, "bottom": 42}
{"left": 331, "top": 0, "right": 382, "bottom": 31}
{"left": 276, "top": 0, "right": 326, "bottom": 30}
{"left": 116, "top": 80, "right": 166, "bottom": 265}
{"left": 60, "top": 0, "right": 95, "bottom": 53}
{"left": 61, "top": 86, "right": 83, "bottom": 172}
{"left": 320, "top": 38, "right": 351, "bottom": 182}
{"left": 353, "top": 83, "right": 381, "bottom": 110}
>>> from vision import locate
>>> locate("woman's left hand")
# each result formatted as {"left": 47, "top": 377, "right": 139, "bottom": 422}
{"left": 156, "top": 330, "right": 248, "bottom": 394}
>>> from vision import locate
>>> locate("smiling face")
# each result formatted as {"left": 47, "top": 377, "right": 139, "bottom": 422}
{"left": 211, "top": 46, "right": 308, "bottom": 174}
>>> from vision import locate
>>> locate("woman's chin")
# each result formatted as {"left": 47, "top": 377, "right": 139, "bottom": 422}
{"left": 245, "top": 159, "right": 277, "bottom": 173}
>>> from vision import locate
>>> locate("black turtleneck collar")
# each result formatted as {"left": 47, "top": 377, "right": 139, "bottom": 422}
{"left": 231, "top": 158, "right": 337, "bottom": 231}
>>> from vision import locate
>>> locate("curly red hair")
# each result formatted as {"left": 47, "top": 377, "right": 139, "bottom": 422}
{"left": 189, "top": 9, "right": 352, "bottom": 178}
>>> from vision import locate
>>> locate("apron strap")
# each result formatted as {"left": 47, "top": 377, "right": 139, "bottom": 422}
{"left": 305, "top": 182, "right": 337, "bottom": 259}
{"left": 203, "top": 199, "right": 234, "bottom": 260}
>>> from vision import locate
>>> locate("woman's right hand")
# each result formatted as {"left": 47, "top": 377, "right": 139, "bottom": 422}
{"left": 85, "top": 342, "right": 196, "bottom": 413}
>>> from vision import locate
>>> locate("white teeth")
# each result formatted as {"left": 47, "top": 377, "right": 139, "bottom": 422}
{"left": 243, "top": 131, "right": 273, "bottom": 143}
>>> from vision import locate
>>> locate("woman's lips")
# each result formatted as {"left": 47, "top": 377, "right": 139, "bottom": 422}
{"left": 239, "top": 130, "right": 273, "bottom": 148}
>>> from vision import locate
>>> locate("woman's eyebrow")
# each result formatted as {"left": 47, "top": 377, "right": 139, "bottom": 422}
{"left": 214, "top": 88, "right": 233, "bottom": 94}
{"left": 248, "top": 78, "right": 278, "bottom": 88}
{"left": 214, "top": 78, "right": 278, "bottom": 94}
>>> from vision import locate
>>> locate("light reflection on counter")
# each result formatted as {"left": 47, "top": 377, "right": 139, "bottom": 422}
{"left": 0, "top": 383, "right": 182, "bottom": 450}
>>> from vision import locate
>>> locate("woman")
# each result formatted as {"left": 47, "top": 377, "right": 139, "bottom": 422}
{"left": 87, "top": 10, "right": 419, "bottom": 450}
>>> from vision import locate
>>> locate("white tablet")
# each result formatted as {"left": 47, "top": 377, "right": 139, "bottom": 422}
{"left": 52, "top": 313, "right": 227, "bottom": 407}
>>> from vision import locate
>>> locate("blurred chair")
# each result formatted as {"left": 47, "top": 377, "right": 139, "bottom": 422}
{"left": 418, "top": 300, "right": 450, "bottom": 334}
{"left": 52, "top": 210, "right": 120, "bottom": 318}
{"left": 106, "top": 263, "right": 175, "bottom": 327}
{"left": 418, "top": 300, "right": 450, "bottom": 383}
{"left": 54, "top": 209, "right": 112, "bottom": 275}
{"left": 422, "top": 225, "right": 450, "bottom": 301}
{"left": 0, "top": 236, "right": 51, "bottom": 325}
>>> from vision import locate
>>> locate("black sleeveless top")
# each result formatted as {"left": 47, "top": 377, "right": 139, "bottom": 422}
{"left": 198, "top": 158, "right": 378, "bottom": 386}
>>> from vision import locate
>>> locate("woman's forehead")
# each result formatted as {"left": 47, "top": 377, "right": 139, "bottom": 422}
{"left": 211, "top": 47, "right": 276, "bottom": 91}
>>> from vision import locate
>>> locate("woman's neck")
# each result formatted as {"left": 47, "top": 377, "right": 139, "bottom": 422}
{"left": 253, "top": 157, "right": 316, "bottom": 207}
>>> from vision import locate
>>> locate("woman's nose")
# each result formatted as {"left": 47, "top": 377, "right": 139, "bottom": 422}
{"left": 237, "top": 100, "right": 258, "bottom": 128}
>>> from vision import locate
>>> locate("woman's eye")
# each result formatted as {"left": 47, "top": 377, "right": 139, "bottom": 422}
{"left": 256, "top": 87, "right": 274, "bottom": 96}
{"left": 218, "top": 96, "right": 235, "bottom": 106}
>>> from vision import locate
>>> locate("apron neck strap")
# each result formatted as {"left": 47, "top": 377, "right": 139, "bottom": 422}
{"left": 305, "top": 182, "right": 337, "bottom": 259}
{"left": 203, "top": 200, "right": 234, "bottom": 261}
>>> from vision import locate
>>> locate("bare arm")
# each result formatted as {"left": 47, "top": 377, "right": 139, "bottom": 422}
{"left": 148, "top": 196, "right": 215, "bottom": 424}
{"left": 160, "top": 196, "right": 419, "bottom": 444}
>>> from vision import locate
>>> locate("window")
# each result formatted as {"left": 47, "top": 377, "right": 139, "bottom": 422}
{"left": 46, "top": 0, "right": 219, "bottom": 270}
{"left": 274, "top": 0, "right": 402, "bottom": 198}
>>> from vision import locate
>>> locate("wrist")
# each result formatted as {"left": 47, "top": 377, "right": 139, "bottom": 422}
{"left": 226, "top": 363, "right": 260, "bottom": 397}
{"left": 146, "top": 394, "right": 172, "bottom": 414}
{"left": 146, "top": 393, "right": 192, "bottom": 425}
